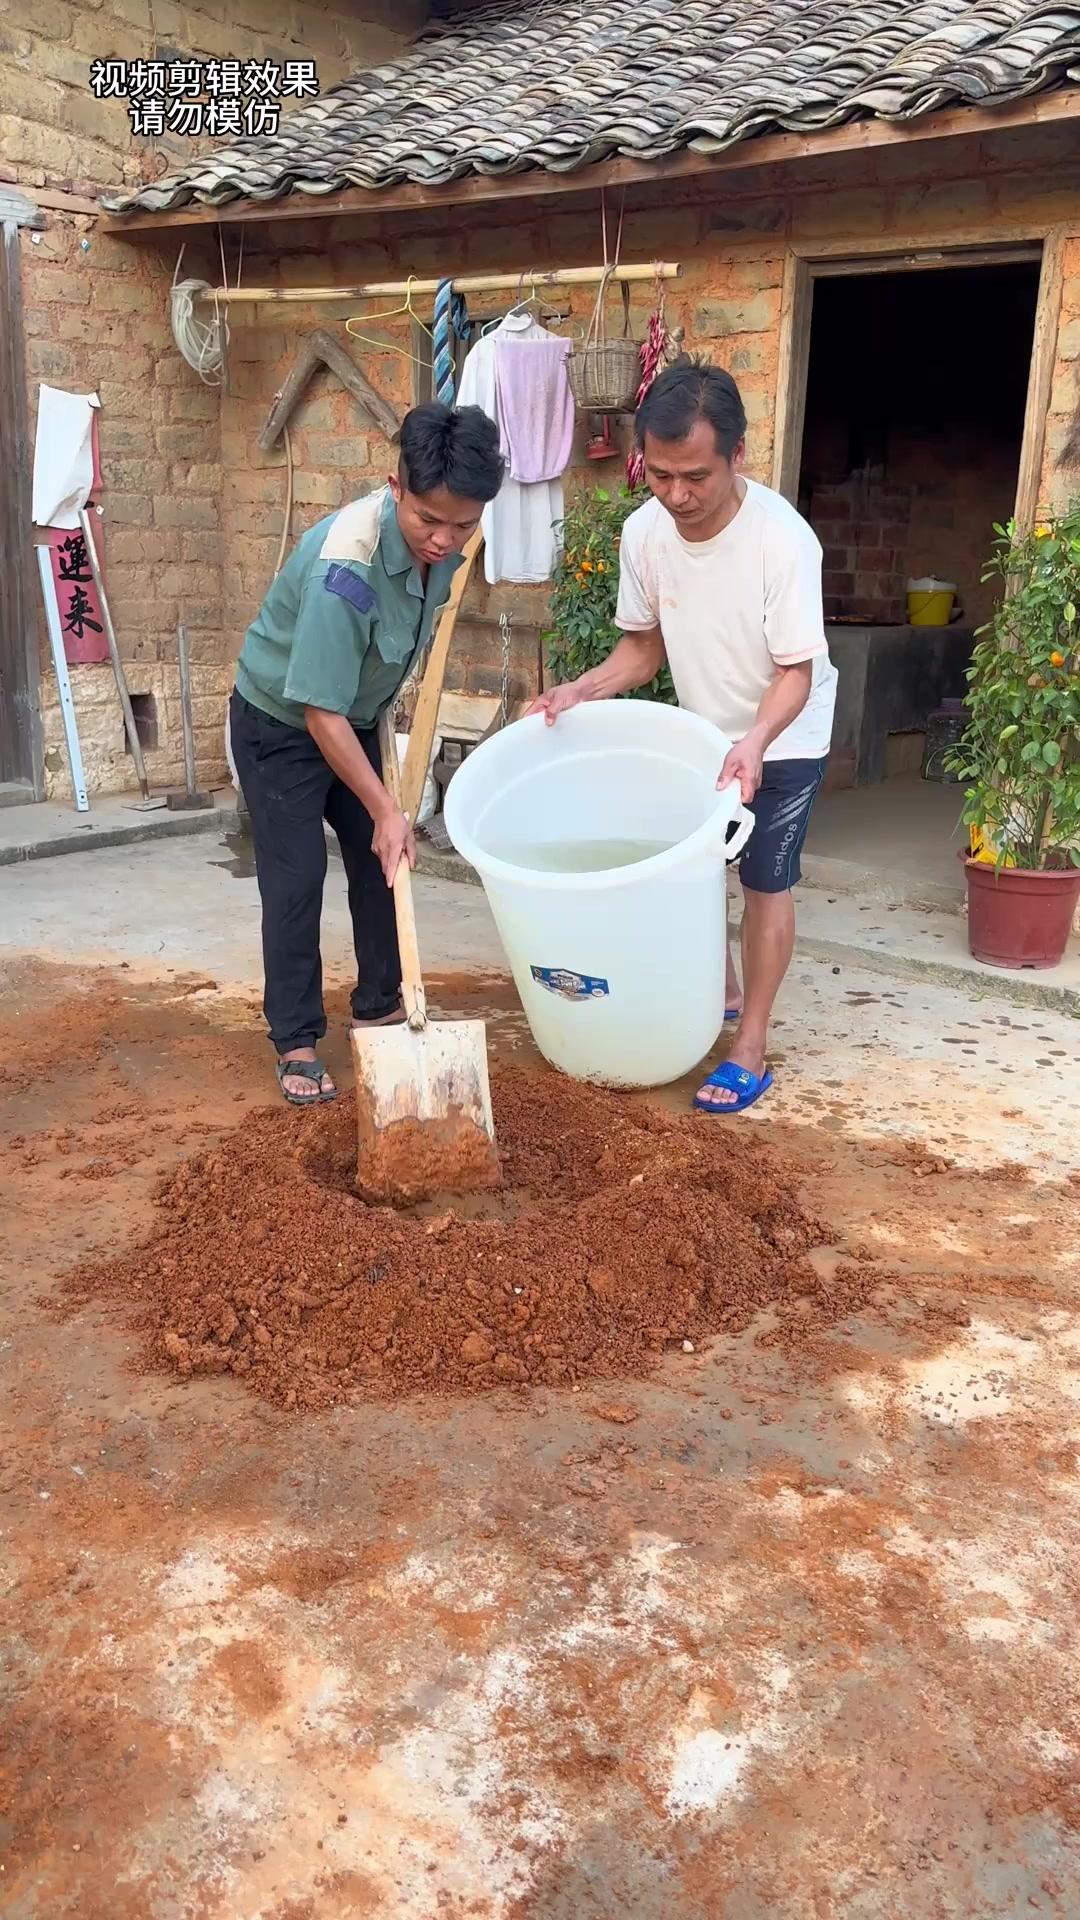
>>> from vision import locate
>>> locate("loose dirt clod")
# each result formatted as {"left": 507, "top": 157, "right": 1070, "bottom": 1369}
{"left": 356, "top": 1109, "right": 501, "bottom": 1206}
{"left": 69, "top": 1063, "right": 876, "bottom": 1412}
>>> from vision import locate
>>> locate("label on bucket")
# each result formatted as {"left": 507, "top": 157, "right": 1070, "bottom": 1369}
{"left": 531, "top": 966, "right": 610, "bottom": 1002}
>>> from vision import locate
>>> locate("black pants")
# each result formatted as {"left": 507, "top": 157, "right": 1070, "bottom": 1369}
{"left": 229, "top": 690, "right": 401, "bottom": 1055}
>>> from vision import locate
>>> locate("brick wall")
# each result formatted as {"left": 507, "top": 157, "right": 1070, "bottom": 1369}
{"left": 811, "top": 477, "right": 912, "bottom": 624}
{"left": 22, "top": 218, "right": 233, "bottom": 797}
{"left": 216, "top": 189, "right": 786, "bottom": 716}
{"left": 16, "top": 95, "right": 1080, "bottom": 795}
{"left": 215, "top": 135, "right": 1079, "bottom": 725}
{"left": 809, "top": 458, "right": 1023, "bottom": 629}
{"left": 1, "top": 0, "right": 426, "bottom": 197}
{"left": 3, "top": 0, "right": 428, "bottom": 798}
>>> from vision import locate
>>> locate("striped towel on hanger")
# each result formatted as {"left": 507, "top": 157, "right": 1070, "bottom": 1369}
{"left": 432, "top": 277, "right": 470, "bottom": 406}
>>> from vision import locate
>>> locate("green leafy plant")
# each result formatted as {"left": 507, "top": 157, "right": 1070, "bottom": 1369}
{"left": 545, "top": 484, "right": 676, "bottom": 704}
{"left": 947, "top": 503, "right": 1080, "bottom": 871}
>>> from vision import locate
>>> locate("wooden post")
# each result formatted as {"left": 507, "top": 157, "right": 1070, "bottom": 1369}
{"left": 1014, "top": 226, "right": 1066, "bottom": 532}
{"left": 400, "top": 526, "right": 483, "bottom": 825}
{"left": 0, "top": 218, "right": 44, "bottom": 799}
{"left": 177, "top": 621, "right": 197, "bottom": 796}
{"left": 770, "top": 250, "right": 812, "bottom": 503}
{"left": 202, "top": 263, "right": 682, "bottom": 308}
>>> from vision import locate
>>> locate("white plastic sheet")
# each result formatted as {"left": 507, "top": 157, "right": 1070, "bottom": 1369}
{"left": 31, "top": 384, "right": 100, "bottom": 530}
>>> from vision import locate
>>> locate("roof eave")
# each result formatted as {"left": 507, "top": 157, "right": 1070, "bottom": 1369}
{"left": 97, "top": 87, "right": 1080, "bottom": 234}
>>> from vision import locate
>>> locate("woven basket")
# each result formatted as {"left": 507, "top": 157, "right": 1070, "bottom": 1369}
{"left": 567, "top": 277, "right": 641, "bottom": 413}
{"left": 567, "top": 337, "right": 641, "bottom": 412}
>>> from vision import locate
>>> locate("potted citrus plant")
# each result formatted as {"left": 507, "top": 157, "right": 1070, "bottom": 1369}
{"left": 546, "top": 483, "right": 675, "bottom": 703}
{"left": 948, "top": 503, "right": 1080, "bottom": 968}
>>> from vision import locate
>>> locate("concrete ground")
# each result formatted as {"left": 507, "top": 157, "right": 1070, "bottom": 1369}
{"left": 3, "top": 827, "right": 1080, "bottom": 1918}
{"left": 805, "top": 773, "right": 968, "bottom": 900}
{"left": 8, "top": 781, "right": 1078, "bottom": 1005}
{"left": 0, "top": 788, "right": 235, "bottom": 867}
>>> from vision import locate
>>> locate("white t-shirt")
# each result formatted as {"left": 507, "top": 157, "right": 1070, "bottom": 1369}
{"left": 615, "top": 479, "right": 837, "bottom": 761}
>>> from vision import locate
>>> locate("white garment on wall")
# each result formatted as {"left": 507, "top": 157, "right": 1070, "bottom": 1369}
{"left": 456, "top": 311, "right": 566, "bottom": 586}
{"left": 32, "top": 385, "right": 100, "bottom": 529}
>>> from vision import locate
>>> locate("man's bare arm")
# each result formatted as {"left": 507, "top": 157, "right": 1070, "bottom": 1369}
{"left": 717, "top": 661, "right": 814, "bottom": 803}
{"left": 527, "top": 626, "right": 666, "bottom": 722}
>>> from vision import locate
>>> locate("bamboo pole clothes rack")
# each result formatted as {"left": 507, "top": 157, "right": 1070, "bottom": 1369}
{"left": 195, "top": 262, "right": 681, "bottom": 305}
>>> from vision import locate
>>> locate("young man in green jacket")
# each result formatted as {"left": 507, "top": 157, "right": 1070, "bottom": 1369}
{"left": 230, "top": 402, "right": 504, "bottom": 1104}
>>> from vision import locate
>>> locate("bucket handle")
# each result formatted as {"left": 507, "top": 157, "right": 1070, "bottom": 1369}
{"left": 721, "top": 804, "right": 755, "bottom": 865}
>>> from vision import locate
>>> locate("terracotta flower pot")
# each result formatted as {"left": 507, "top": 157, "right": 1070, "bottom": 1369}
{"left": 964, "top": 858, "right": 1080, "bottom": 970}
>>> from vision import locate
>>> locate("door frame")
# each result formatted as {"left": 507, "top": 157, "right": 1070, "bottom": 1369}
{"left": 770, "top": 226, "right": 1065, "bottom": 534}
{"left": 0, "top": 202, "right": 44, "bottom": 801}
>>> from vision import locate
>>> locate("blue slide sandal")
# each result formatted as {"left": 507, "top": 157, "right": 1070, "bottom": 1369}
{"left": 694, "top": 1061, "right": 773, "bottom": 1115}
{"left": 724, "top": 1006, "right": 741, "bottom": 1023}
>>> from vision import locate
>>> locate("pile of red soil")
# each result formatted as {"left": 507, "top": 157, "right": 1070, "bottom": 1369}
{"left": 70, "top": 1065, "right": 871, "bottom": 1411}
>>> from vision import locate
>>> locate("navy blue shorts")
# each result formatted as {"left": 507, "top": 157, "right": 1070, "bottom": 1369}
{"left": 737, "top": 755, "right": 827, "bottom": 894}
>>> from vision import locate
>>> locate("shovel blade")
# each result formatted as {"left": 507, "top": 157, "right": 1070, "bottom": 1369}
{"left": 351, "top": 1019, "right": 498, "bottom": 1204}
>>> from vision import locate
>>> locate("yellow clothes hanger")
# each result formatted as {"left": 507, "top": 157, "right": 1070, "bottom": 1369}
{"left": 345, "top": 274, "right": 435, "bottom": 362}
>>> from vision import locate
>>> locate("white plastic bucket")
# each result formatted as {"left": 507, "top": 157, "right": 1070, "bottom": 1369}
{"left": 444, "top": 702, "right": 754, "bottom": 1087}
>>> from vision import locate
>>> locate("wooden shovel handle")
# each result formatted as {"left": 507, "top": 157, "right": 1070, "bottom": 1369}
{"left": 400, "top": 525, "right": 483, "bottom": 824}
{"left": 378, "top": 711, "right": 426, "bottom": 1031}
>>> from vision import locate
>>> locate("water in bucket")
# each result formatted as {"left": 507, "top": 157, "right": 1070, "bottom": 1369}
{"left": 494, "top": 837, "right": 675, "bottom": 874}
{"left": 444, "top": 704, "right": 754, "bottom": 1089}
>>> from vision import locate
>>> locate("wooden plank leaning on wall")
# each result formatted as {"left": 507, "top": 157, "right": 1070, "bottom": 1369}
{"left": 1013, "top": 227, "right": 1066, "bottom": 532}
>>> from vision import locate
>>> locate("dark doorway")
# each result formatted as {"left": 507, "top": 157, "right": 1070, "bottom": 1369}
{"left": 799, "top": 260, "right": 1040, "bottom": 631}
{"left": 797, "top": 256, "right": 1040, "bottom": 797}
{"left": 799, "top": 255, "right": 1041, "bottom": 883}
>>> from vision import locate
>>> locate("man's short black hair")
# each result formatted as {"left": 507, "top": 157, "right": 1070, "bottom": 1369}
{"left": 399, "top": 402, "right": 504, "bottom": 504}
{"left": 635, "top": 357, "right": 747, "bottom": 461}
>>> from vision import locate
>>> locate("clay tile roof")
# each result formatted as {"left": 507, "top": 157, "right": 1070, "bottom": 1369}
{"left": 104, "top": 0, "right": 1080, "bottom": 213}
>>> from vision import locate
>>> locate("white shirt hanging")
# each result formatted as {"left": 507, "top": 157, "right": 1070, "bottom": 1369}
{"left": 457, "top": 312, "right": 567, "bottom": 586}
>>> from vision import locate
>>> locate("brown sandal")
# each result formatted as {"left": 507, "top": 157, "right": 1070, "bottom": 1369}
{"left": 275, "top": 1058, "right": 337, "bottom": 1105}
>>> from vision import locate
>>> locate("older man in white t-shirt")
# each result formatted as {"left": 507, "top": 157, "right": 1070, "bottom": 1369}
{"left": 530, "top": 360, "right": 837, "bottom": 1114}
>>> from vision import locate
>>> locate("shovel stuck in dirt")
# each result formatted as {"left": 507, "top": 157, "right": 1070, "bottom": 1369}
{"left": 351, "top": 714, "right": 499, "bottom": 1207}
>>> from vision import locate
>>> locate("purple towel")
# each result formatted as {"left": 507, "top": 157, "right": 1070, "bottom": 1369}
{"left": 494, "top": 336, "right": 574, "bottom": 483}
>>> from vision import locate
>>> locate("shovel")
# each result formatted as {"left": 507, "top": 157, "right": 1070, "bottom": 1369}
{"left": 350, "top": 712, "right": 498, "bottom": 1207}
{"left": 78, "top": 507, "right": 165, "bottom": 812}
{"left": 166, "top": 622, "right": 214, "bottom": 812}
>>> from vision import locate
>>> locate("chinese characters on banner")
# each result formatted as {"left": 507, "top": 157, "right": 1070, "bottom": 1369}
{"left": 45, "top": 521, "right": 109, "bottom": 665}
{"left": 40, "top": 404, "right": 108, "bottom": 665}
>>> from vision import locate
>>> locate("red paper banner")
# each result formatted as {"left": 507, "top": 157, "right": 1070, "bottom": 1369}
{"left": 45, "top": 515, "right": 109, "bottom": 666}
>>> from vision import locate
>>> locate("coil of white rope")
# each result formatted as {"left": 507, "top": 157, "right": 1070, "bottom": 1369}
{"left": 170, "top": 277, "right": 226, "bottom": 383}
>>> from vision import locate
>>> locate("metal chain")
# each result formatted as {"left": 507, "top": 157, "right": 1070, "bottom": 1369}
{"left": 498, "top": 609, "right": 513, "bottom": 728}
